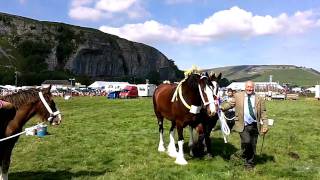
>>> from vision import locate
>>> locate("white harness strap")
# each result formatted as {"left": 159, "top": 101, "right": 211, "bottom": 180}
{"left": 171, "top": 78, "right": 202, "bottom": 114}
{"left": 178, "top": 85, "right": 191, "bottom": 110}
{"left": 38, "top": 92, "right": 61, "bottom": 121}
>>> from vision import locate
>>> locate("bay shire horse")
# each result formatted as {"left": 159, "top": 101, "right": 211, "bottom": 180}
{"left": 0, "top": 86, "right": 61, "bottom": 180}
{"left": 153, "top": 73, "right": 217, "bottom": 165}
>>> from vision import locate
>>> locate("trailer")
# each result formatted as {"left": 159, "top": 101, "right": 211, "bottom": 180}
{"left": 315, "top": 85, "right": 320, "bottom": 100}
{"left": 137, "top": 84, "right": 157, "bottom": 97}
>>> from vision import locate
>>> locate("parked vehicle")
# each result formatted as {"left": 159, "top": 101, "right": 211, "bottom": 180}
{"left": 107, "top": 91, "right": 121, "bottom": 99}
{"left": 137, "top": 84, "right": 156, "bottom": 97}
{"left": 316, "top": 85, "right": 320, "bottom": 100}
{"left": 119, "top": 86, "right": 138, "bottom": 98}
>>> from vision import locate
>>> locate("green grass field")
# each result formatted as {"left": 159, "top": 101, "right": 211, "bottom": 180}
{"left": 8, "top": 97, "right": 320, "bottom": 179}
{"left": 252, "top": 69, "right": 320, "bottom": 87}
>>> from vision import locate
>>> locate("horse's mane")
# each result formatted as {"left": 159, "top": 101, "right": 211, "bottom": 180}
{"left": 0, "top": 88, "right": 44, "bottom": 109}
{"left": 186, "top": 73, "right": 201, "bottom": 91}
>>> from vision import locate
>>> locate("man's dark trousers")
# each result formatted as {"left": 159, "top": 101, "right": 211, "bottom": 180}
{"left": 239, "top": 122, "right": 259, "bottom": 167}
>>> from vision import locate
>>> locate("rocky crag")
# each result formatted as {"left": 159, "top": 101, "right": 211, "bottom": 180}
{"left": 0, "top": 12, "right": 182, "bottom": 84}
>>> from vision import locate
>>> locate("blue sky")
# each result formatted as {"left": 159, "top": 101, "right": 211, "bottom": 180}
{"left": 1, "top": 0, "right": 320, "bottom": 71}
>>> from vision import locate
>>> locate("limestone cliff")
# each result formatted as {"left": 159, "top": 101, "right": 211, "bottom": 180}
{"left": 0, "top": 12, "right": 181, "bottom": 83}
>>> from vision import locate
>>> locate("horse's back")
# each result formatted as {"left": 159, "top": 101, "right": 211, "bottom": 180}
{"left": 153, "top": 83, "right": 177, "bottom": 118}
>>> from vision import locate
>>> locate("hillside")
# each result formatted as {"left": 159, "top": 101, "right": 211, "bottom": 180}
{"left": 206, "top": 65, "right": 320, "bottom": 87}
{"left": 0, "top": 12, "right": 183, "bottom": 85}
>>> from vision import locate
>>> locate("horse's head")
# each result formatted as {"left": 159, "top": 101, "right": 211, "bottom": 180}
{"left": 208, "top": 72, "right": 222, "bottom": 96}
{"left": 38, "top": 85, "right": 62, "bottom": 125}
{"left": 196, "top": 73, "right": 218, "bottom": 117}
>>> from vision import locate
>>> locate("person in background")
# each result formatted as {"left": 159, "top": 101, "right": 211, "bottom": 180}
{"left": 223, "top": 88, "right": 236, "bottom": 129}
{"left": 221, "top": 81, "right": 269, "bottom": 170}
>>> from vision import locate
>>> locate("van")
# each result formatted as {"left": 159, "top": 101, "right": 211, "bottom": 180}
{"left": 119, "top": 85, "right": 138, "bottom": 98}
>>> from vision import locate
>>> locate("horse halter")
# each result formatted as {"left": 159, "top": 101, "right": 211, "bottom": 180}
{"left": 171, "top": 75, "right": 216, "bottom": 114}
{"left": 38, "top": 92, "right": 61, "bottom": 122}
{"left": 198, "top": 75, "right": 217, "bottom": 114}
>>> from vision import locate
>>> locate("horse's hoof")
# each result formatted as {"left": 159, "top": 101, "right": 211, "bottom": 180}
{"left": 158, "top": 145, "right": 166, "bottom": 152}
{"left": 167, "top": 144, "right": 177, "bottom": 158}
{"left": 204, "top": 153, "right": 213, "bottom": 160}
{"left": 189, "top": 150, "right": 194, "bottom": 157}
{"left": 175, "top": 157, "right": 188, "bottom": 165}
{"left": 168, "top": 150, "right": 177, "bottom": 158}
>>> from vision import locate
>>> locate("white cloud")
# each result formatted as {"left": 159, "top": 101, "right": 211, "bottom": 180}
{"left": 100, "top": 20, "right": 180, "bottom": 43}
{"left": 71, "top": 0, "right": 94, "bottom": 7}
{"left": 165, "top": 0, "right": 194, "bottom": 4}
{"left": 69, "top": 0, "right": 148, "bottom": 21}
{"left": 95, "top": 0, "right": 136, "bottom": 12}
{"left": 99, "top": 6, "right": 320, "bottom": 44}
{"left": 19, "top": 0, "right": 27, "bottom": 4}
{"left": 69, "top": 6, "right": 103, "bottom": 21}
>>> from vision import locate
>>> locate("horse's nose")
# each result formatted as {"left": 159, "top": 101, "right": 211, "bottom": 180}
{"left": 207, "top": 109, "right": 215, "bottom": 117}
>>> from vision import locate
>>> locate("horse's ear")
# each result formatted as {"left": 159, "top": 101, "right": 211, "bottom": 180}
{"left": 217, "top": 73, "right": 222, "bottom": 80}
{"left": 210, "top": 73, "right": 216, "bottom": 81}
{"left": 200, "top": 72, "right": 209, "bottom": 78}
{"left": 44, "top": 85, "right": 51, "bottom": 94}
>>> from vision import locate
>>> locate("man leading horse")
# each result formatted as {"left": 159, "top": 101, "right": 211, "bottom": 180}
{"left": 221, "top": 80, "right": 269, "bottom": 170}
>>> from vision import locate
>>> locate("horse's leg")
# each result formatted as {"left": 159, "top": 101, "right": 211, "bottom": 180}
{"left": 1, "top": 156, "right": 9, "bottom": 180}
{"left": 167, "top": 121, "right": 177, "bottom": 158}
{"left": 0, "top": 157, "right": 5, "bottom": 180}
{"left": 0, "top": 142, "right": 15, "bottom": 180}
{"left": 0, "top": 165, "right": 6, "bottom": 180}
{"left": 157, "top": 115, "right": 165, "bottom": 152}
{"left": 175, "top": 125, "right": 188, "bottom": 165}
{"left": 188, "top": 126, "right": 194, "bottom": 157}
{"left": 203, "top": 116, "right": 218, "bottom": 158}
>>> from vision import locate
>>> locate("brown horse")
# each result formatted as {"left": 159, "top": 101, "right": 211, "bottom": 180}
{"left": 153, "top": 73, "right": 218, "bottom": 165}
{"left": 0, "top": 86, "right": 61, "bottom": 180}
{"left": 189, "top": 72, "right": 222, "bottom": 157}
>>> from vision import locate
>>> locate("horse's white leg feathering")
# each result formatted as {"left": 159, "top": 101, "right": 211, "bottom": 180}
{"left": 167, "top": 131, "right": 177, "bottom": 158}
{"left": 158, "top": 132, "right": 166, "bottom": 152}
{"left": 0, "top": 167, "right": 8, "bottom": 180}
{"left": 175, "top": 140, "right": 188, "bottom": 165}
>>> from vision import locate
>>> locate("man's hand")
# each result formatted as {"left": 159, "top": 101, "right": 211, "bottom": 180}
{"left": 261, "top": 127, "right": 268, "bottom": 134}
{"left": 229, "top": 98, "right": 236, "bottom": 106}
{"left": 2, "top": 101, "right": 14, "bottom": 109}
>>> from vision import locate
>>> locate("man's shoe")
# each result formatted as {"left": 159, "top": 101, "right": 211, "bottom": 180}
{"left": 244, "top": 164, "right": 254, "bottom": 171}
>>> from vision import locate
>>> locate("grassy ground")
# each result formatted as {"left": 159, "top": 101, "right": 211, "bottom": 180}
{"left": 8, "top": 97, "right": 320, "bottom": 179}
{"left": 252, "top": 69, "right": 320, "bottom": 87}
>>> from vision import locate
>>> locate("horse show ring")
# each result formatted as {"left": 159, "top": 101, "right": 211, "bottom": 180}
{"left": 2, "top": 89, "right": 320, "bottom": 179}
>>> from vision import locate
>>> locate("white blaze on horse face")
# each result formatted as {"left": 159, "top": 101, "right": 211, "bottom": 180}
{"left": 211, "top": 81, "right": 218, "bottom": 96}
{"left": 205, "top": 84, "right": 216, "bottom": 114}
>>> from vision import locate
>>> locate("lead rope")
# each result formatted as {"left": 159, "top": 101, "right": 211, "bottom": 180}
{"left": 0, "top": 123, "right": 45, "bottom": 142}
{"left": 0, "top": 92, "right": 60, "bottom": 142}
{"left": 217, "top": 98, "right": 231, "bottom": 143}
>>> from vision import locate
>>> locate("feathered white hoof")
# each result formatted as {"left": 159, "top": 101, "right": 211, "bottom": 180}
{"left": 189, "top": 150, "right": 194, "bottom": 157}
{"left": 0, "top": 173, "right": 8, "bottom": 180}
{"left": 175, "top": 156, "right": 188, "bottom": 165}
{"left": 167, "top": 143, "right": 177, "bottom": 158}
{"left": 158, "top": 144, "right": 166, "bottom": 152}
